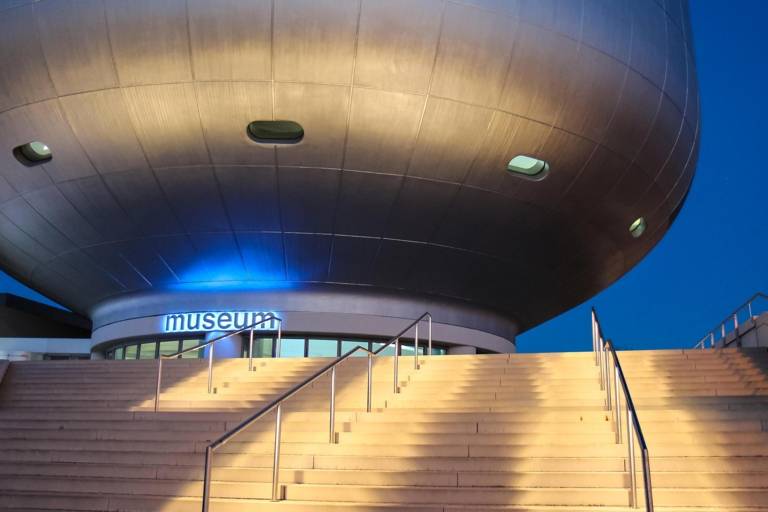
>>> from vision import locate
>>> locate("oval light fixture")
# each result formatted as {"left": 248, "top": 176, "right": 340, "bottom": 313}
{"left": 247, "top": 120, "right": 304, "bottom": 144}
{"left": 506, "top": 155, "right": 549, "bottom": 181}
{"left": 629, "top": 217, "right": 647, "bottom": 238}
{"left": 13, "top": 141, "right": 52, "bottom": 166}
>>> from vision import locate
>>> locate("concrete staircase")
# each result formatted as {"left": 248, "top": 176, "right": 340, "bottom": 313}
{"left": 0, "top": 349, "right": 766, "bottom": 511}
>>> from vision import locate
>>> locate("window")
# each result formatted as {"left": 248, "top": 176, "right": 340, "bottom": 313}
{"left": 308, "top": 338, "right": 338, "bottom": 357}
{"left": 159, "top": 340, "right": 180, "bottom": 357}
{"left": 179, "top": 339, "right": 202, "bottom": 358}
{"left": 372, "top": 341, "right": 396, "bottom": 356}
{"left": 506, "top": 155, "right": 549, "bottom": 180}
{"left": 247, "top": 120, "right": 304, "bottom": 144}
{"left": 124, "top": 345, "right": 138, "bottom": 360}
{"left": 138, "top": 342, "right": 157, "bottom": 359}
{"left": 14, "top": 141, "right": 52, "bottom": 166}
{"left": 278, "top": 337, "right": 305, "bottom": 358}
{"left": 243, "top": 337, "right": 274, "bottom": 358}
{"left": 629, "top": 217, "right": 647, "bottom": 238}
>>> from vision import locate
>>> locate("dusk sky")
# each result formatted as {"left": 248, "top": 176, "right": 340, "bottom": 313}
{"left": 1, "top": 2, "right": 765, "bottom": 353}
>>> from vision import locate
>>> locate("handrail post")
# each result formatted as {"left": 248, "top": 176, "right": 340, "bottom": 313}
{"left": 154, "top": 358, "right": 163, "bottom": 413}
{"left": 393, "top": 338, "right": 399, "bottom": 394}
{"left": 748, "top": 301, "right": 754, "bottom": 319}
{"left": 207, "top": 343, "right": 215, "bottom": 394}
{"left": 248, "top": 327, "right": 255, "bottom": 371}
{"left": 604, "top": 342, "right": 612, "bottom": 411}
{"left": 641, "top": 448, "right": 654, "bottom": 511}
{"left": 414, "top": 324, "right": 419, "bottom": 369}
{"left": 733, "top": 313, "right": 739, "bottom": 331}
{"left": 627, "top": 410, "right": 638, "bottom": 508}
{"left": 329, "top": 366, "right": 336, "bottom": 443}
{"left": 366, "top": 353, "right": 372, "bottom": 412}
{"left": 592, "top": 311, "right": 598, "bottom": 366}
{"left": 201, "top": 445, "right": 213, "bottom": 512}
{"left": 614, "top": 365, "right": 622, "bottom": 444}
{"left": 598, "top": 337, "right": 605, "bottom": 390}
{"left": 271, "top": 403, "right": 283, "bottom": 501}
{"left": 276, "top": 321, "right": 282, "bottom": 358}
{"left": 428, "top": 315, "right": 432, "bottom": 356}
{"left": 710, "top": 332, "right": 715, "bottom": 348}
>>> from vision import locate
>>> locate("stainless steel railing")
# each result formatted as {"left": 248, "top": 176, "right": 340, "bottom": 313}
{"left": 693, "top": 292, "right": 767, "bottom": 349}
{"left": 154, "top": 314, "right": 282, "bottom": 412}
{"left": 200, "top": 312, "right": 432, "bottom": 511}
{"left": 592, "top": 308, "right": 654, "bottom": 511}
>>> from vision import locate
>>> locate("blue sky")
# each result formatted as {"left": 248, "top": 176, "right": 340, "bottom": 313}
{"left": 1, "top": 2, "right": 766, "bottom": 352}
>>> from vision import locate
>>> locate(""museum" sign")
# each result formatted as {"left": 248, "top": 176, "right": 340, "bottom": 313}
{"left": 162, "top": 311, "right": 279, "bottom": 333}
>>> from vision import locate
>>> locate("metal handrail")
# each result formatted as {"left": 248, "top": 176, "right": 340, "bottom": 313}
{"left": 592, "top": 308, "right": 654, "bottom": 511}
{"left": 154, "top": 314, "right": 282, "bottom": 412}
{"left": 200, "top": 312, "right": 432, "bottom": 511}
{"left": 693, "top": 292, "right": 767, "bottom": 349}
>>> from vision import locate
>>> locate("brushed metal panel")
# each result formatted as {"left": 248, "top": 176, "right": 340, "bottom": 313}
{"left": 274, "top": 83, "right": 350, "bottom": 169}
{"left": 0, "top": 99, "right": 96, "bottom": 184}
{"left": 335, "top": 171, "right": 400, "bottom": 237}
{"left": 430, "top": 2, "right": 517, "bottom": 108}
{"left": 188, "top": 232, "right": 247, "bottom": 281}
{"left": 463, "top": 111, "right": 523, "bottom": 191}
{"left": 102, "top": 170, "right": 183, "bottom": 237}
{"left": 44, "top": 256, "right": 116, "bottom": 300}
{"left": 195, "top": 82, "right": 274, "bottom": 165}
{"left": 122, "top": 84, "right": 210, "bottom": 168}
{"left": 59, "top": 89, "right": 149, "bottom": 175}
{"left": 273, "top": 0, "right": 359, "bottom": 84}
{"left": 556, "top": 48, "right": 627, "bottom": 143}
{"left": 637, "top": 95, "right": 683, "bottom": 180}
{"left": 344, "top": 88, "right": 423, "bottom": 174}
{"left": 36, "top": 0, "right": 118, "bottom": 95}
{"left": 118, "top": 239, "right": 180, "bottom": 286}
{"left": 628, "top": 1, "right": 667, "bottom": 87}
{"left": 560, "top": 145, "right": 629, "bottom": 215}
{"left": 499, "top": 25, "right": 579, "bottom": 126}
{"left": 0, "top": 174, "right": 16, "bottom": 204}
{"left": 519, "top": 0, "right": 583, "bottom": 42}
{"left": 328, "top": 235, "right": 378, "bottom": 284}
{"left": 278, "top": 167, "right": 339, "bottom": 234}
{"left": 0, "top": 230, "right": 40, "bottom": 277}
{"left": 83, "top": 243, "right": 152, "bottom": 290}
{"left": 57, "top": 250, "right": 126, "bottom": 293}
{"left": 0, "top": 212, "right": 55, "bottom": 264}
{"left": 654, "top": 121, "right": 694, "bottom": 191}
{"left": 57, "top": 177, "right": 138, "bottom": 240}
{"left": 105, "top": 0, "right": 192, "bottom": 85}
{"left": 154, "top": 166, "right": 230, "bottom": 233}
{"left": 216, "top": 165, "right": 280, "bottom": 231}
{"left": 355, "top": 0, "right": 442, "bottom": 94}
{"left": 151, "top": 235, "right": 197, "bottom": 282}
{"left": 408, "top": 98, "right": 493, "bottom": 183}
{"left": 511, "top": 129, "right": 596, "bottom": 205}
{"left": 188, "top": 0, "right": 271, "bottom": 81}
{"left": 0, "top": 109, "right": 53, "bottom": 193}
{"left": 0, "top": 197, "right": 75, "bottom": 255}
{"left": 581, "top": 0, "right": 632, "bottom": 62}
{"left": 386, "top": 178, "right": 457, "bottom": 242}
{"left": 372, "top": 239, "right": 420, "bottom": 290}
{"left": 602, "top": 70, "right": 662, "bottom": 162}
{"left": 236, "top": 232, "right": 285, "bottom": 281}
{"left": 665, "top": 25, "right": 689, "bottom": 113}
{"left": 24, "top": 186, "right": 103, "bottom": 247}
{"left": 0, "top": 5, "right": 56, "bottom": 112}
{"left": 284, "top": 234, "right": 332, "bottom": 282}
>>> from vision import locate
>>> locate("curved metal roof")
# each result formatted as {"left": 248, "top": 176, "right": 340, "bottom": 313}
{"left": 0, "top": 0, "right": 699, "bottom": 331}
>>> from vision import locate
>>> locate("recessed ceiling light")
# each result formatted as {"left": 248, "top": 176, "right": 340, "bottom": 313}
{"left": 629, "top": 217, "right": 647, "bottom": 238}
{"left": 506, "top": 155, "right": 549, "bottom": 181}
{"left": 247, "top": 120, "right": 304, "bottom": 144}
{"left": 14, "top": 141, "right": 52, "bottom": 166}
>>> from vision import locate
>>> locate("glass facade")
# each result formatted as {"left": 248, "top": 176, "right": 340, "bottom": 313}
{"left": 106, "top": 334, "right": 448, "bottom": 360}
